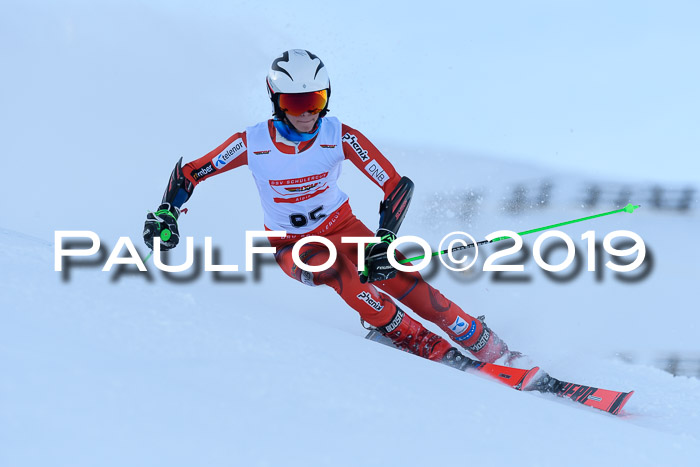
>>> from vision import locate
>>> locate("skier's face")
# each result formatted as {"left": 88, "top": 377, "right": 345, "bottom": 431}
{"left": 285, "top": 111, "right": 319, "bottom": 133}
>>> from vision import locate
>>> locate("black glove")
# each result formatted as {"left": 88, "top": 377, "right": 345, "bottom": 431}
{"left": 360, "top": 229, "right": 397, "bottom": 283}
{"left": 143, "top": 203, "right": 180, "bottom": 250}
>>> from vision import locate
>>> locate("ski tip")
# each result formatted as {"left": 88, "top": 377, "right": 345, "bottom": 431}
{"left": 611, "top": 390, "right": 635, "bottom": 415}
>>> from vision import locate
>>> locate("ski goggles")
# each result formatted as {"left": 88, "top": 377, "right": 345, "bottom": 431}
{"left": 278, "top": 89, "right": 328, "bottom": 116}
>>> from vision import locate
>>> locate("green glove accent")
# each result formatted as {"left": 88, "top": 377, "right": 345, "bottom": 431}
{"left": 154, "top": 209, "right": 176, "bottom": 242}
{"left": 154, "top": 209, "right": 178, "bottom": 221}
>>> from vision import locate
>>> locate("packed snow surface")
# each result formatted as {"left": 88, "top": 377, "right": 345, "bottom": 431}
{"left": 3, "top": 148, "right": 700, "bottom": 466}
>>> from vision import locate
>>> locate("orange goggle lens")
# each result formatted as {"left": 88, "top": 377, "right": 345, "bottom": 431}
{"left": 278, "top": 90, "right": 328, "bottom": 116}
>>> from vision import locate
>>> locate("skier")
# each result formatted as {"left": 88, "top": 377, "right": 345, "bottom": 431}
{"left": 143, "top": 49, "right": 522, "bottom": 368}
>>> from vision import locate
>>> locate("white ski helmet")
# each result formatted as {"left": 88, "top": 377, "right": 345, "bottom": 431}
{"left": 266, "top": 49, "right": 331, "bottom": 118}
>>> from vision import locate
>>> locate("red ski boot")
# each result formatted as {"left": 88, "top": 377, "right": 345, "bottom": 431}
{"left": 378, "top": 308, "right": 453, "bottom": 361}
{"left": 457, "top": 315, "right": 521, "bottom": 364}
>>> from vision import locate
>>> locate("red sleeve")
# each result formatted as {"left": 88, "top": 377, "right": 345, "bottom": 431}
{"left": 182, "top": 131, "right": 248, "bottom": 187}
{"left": 341, "top": 124, "right": 400, "bottom": 197}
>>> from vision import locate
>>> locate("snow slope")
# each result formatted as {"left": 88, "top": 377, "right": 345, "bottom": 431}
{"left": 2, "top": 147, "right": 700, "bottom": 466}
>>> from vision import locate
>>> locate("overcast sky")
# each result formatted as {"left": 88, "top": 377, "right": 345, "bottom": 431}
{"left": 3, "top": 0, "right": 698, "bottom": 204}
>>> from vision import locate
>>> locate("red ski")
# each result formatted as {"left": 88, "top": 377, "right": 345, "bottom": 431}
{"left": 366, "top": 330, "right": 633, "bottom": 415}
{"left": 529, "top": 375, "right": 634, "bottom": 415}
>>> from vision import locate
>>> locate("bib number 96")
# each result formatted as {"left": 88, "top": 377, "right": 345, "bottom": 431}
{"left": 289, "top": 206, "right": 326, "bottom": 228}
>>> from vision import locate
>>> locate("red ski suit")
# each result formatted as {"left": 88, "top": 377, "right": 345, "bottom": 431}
{"left": 178, "top": 119, "right": 493, "bottom": 357}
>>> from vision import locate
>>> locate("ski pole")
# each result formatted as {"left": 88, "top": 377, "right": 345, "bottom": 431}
{"left": 398, "top": 203, "right": 640, "bottom": 264}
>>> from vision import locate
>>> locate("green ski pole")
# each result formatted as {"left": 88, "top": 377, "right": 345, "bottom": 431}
{"left": 399, "top": 203, "right": 640, "bottom": 264}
